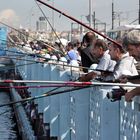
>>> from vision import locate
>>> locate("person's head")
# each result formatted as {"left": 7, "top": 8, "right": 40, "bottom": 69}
{"left": 66, "top": 42, "right": 74, "bottom": 51}
{"left": 123, "top": 30, "right": 140, "bottom": 61}
{"left": 92, "top": 39, "right": 107, "bottom": 59}
{"left": 109, "top": 40, "right": 126, "bottom": 61}
{"left": 82, "top": 31, "right": 96, "bottom": 46}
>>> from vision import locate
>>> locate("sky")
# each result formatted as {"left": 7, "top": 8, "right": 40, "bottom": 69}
{"left": 0, "top": 0, "right": 138, "bottom": 31}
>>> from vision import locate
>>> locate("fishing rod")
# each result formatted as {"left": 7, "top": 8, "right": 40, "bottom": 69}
{"left": 1, "top": 79, "right": 140, "bottom": 87}
{"left": 0, "top": 38, "right": 113, "bottom": 74}
{"left": 0, "top": 52, "right": 113, "bottom": 74}
{"left": 0, "top": 37, "right": 18, "bottom": 48}
{"left": 36, "top": 0, "right": 122, "bottom": 47}
{"left": 0, "top": 21, "right": 65, "bottom": 55}
{"left": 0, "top": 37, "right": 96, "bottom": 73}
{"left": 0, "top": 52, "right": 88, "bottom": 73}
{"left": 0, "top": 85, "right": 65, "bottom": 115}
{"left": 0, "top": 62, "right": 38, "bottom": 72}
{"left": 0, "top": 86, "right": 90, "bottom": 108}
{"left": 35, "top": 0, "right": 66, "bottom": 55}
{"left": 0, "top": 84, "right": 88, "bottom": 89}
{"left": 0, "top": 38, "right": 64, "bottom": 67}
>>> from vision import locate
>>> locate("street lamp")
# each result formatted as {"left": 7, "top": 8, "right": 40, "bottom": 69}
{"left": 89, "top": 0, "right": 92, "bottom": 27}
{"left": 139, "top": 0, "right": 140, "bottom": 24}
{"left": 112, "top": 0, "right": 114, "bottom": 29}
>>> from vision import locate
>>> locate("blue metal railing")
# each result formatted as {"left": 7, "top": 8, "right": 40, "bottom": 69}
{"left": 8, "top": 47, "right": 140, "bottom": 140}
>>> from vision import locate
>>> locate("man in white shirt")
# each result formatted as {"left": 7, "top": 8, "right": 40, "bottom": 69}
{"left": 105, "top": 40, "right": 138, "bottom": 81}
{"left": 119, "top": 30, "right": 140, "bottom": 102}
{"left": 79, "top": 39, "right": 116, "bottom": 81}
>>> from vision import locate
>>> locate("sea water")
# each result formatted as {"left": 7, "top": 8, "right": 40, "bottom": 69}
{"left": 0, "top": 91, "right": 17, "bottom": 140}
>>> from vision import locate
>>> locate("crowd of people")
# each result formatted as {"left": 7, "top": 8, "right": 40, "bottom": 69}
{"left": 22, "top": 30, "right": 140, "bottom": 103}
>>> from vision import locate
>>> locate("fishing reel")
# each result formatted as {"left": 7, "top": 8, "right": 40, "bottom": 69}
{"left": 106, "top": 87, "right": 127, "bottom": 102}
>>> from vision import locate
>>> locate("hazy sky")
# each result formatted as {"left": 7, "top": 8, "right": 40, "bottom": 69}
{"left": 0, "top": 0, "right": 138, "bottom": 31}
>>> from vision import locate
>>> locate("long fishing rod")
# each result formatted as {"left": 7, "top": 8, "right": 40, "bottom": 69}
{"left": 0, "top": 38, "right": 114, "bottom": 74}
{"left": 1, "top": 80, "right": 140, "bottom": 88}
{"left": 0, "top": 84, "right": 88, "bottom": 89}
{"left": 35, "top": 0, "right": 66, "bottom": 55}
{"left": 0, "top": 21, "right": 64, "bottom": 55}
{"left": 0, "top": 52, "right": 91, "bottom": 73}
{"left": 0, "top": 62, "right": 38, "bottom": 71}
{"left": 0, "top": 37, "right": 18, "bottom": 48}
{"left": 0, "top": 37, "right": 53, "bottom": 64}
{"left": 0, "top": 86, "right": 90, "bottom": 108}
{"left": 1, "top": 52, "right": 113, "bottom": 74}
{"left": 0, "top": 37, "right": 35, "bottom": 57}
{"left": 0, "top": 83, "right": 68, "bottom": 115}
{"left": 36, "top": 0, "right": 122, "bottom": 47}
{"left": 0, "top": 38, "right": 92, "bottom": 73}
{"left": 0, "top": 55, "right": 53, "bottom": 72}
{"left": 0, "top": 47, "right": 115, "bottom": 74}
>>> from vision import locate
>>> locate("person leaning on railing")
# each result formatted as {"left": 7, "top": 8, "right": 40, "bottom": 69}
{"left": 119, "top": 30, "right": 140, "bottom": 102}
{"left": 80, "top": 31, "right": 97, "bottom": 73}
{"left": 80, "top": 39, "right": 138, "bottom": 83}
{"left": 103, "top": 39, "right": 138, "bottom": 82}
{"left": 79, "top": 39, "right": 116, "bottom": 82}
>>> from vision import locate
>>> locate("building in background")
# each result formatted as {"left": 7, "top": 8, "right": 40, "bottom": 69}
{"left": 36, "top": 17, "right": 48, "bottom": 32}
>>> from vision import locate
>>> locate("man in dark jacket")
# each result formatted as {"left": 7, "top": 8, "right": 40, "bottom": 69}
{"left": 81, "top": 31, "right": 97, "bottom": 73}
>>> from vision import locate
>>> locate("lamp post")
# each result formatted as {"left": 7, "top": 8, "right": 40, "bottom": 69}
{"left": 52, "top": 0, "right": 54, "bottom": 31}
{"left": 139, "top": 0, "right": 140, "bottom": 24}
{"left": 112, "top": 0, "right": 114, "bottom": 29}
{"left": 89, "top": 0, "right": 93, "bottom": 27}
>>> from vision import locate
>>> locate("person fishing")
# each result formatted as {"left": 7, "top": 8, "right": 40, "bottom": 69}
{"left": 118, "top": 30, "right": 140, "bottom": 102}
{"left": 80, "top": 31, "right": 98, "bottom": 73}
{"left": 79, "top": 39, "right": 116, "bottom": 81}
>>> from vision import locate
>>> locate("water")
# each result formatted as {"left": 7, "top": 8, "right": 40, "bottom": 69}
{"left": 0, "top": 91, "right": 17, "bottom": 140}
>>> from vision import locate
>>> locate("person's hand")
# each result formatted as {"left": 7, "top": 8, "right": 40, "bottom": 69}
{"left": 78, "top": 76, "right": 87, "bottom": 82}
{"left": 86, "top": 72, "right": 97, "bottom": 79}
{"left": 79, "top": 72, "right": 97, "bottom": 82}
{"left": 118, "top": 75, "right": 128, "bottom": 83}
{"left": 125, "top": 91, "right": 135, "bottom": 102}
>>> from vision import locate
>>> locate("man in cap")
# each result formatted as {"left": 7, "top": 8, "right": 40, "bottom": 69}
{"left": 104, "top": 40, "right": 138, "bottom": 81}
{"left": 121, "top": 30, "right": 140, "bottom": 102}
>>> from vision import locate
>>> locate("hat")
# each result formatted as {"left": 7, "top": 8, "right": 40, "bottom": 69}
{"left": 123, "top": 30, "right": 140, "bottom": 46}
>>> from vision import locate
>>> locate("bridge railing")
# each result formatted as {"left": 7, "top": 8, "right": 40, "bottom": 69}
{"left": 9, "top": 49, "right": 140, "bottom": 140}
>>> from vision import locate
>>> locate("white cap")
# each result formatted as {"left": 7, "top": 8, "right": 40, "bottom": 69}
{"left": 51, "top": 55, "right": 58, "bottom": 61}
{"left": 44, "top": 53, "right": 51, "bottom": 59}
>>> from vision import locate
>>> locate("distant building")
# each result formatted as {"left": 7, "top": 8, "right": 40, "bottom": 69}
{"left": 36, "top": 17, "right": 48, "bottom": 32}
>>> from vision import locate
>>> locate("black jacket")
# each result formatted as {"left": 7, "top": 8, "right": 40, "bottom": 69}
{"left": 81, "top": 45, "right": 97, "bottom": 73}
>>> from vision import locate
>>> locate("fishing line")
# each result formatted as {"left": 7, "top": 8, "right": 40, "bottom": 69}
{"left": 0, "top": 62, "right": 38, "bottom": 71}
{"left": 35, "top": 0, "right": 66, "bottom": 56}
{"left": 0, "top": 52, "right": 91, "bottom": 73}
{"left": 0, "top": 38, "right": 83, "bottom": 72}
{"left": 36, "top": 0, "right": 122, "bottom": 47}
{"left": 0, "top": 53, "right": 106, "bottom": 73}
{"left": 0, "top": 21, "right": 65, "bottom": 55}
